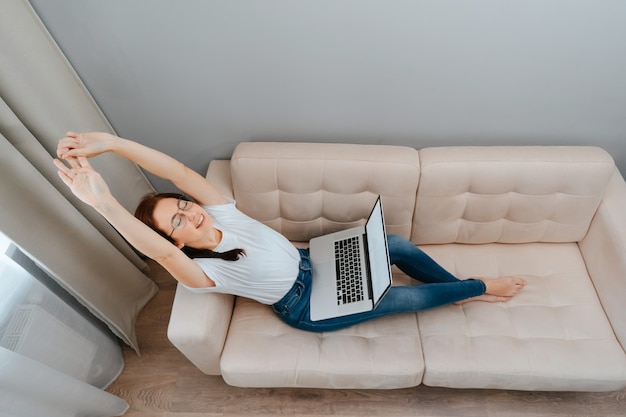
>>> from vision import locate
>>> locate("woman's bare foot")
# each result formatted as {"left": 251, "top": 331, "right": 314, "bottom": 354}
{"left": 480, "top": 276, "right": 527, "bottom": 297}
{"left": 454, "top": 277, "right": 526, "bottom": 305}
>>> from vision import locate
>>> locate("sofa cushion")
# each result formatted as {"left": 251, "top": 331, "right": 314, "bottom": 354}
{"left": 229, "top": 142, "right": 420, "bottom": 242}
{"left": 412, "top": 146, "right": 615, "bottom": 244}
{"left": 219, "top": 292, "right": 423, "bottom": 389}
{"left": 417, "top": 242, "right": 626, "bottom": 391}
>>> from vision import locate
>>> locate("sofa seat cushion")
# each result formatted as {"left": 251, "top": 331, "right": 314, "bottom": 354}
{"left": 417, "top": 242, "right": 626, "bottom": 392}
{"left": 220, "top": 295, "right": 423, "bottom": 389}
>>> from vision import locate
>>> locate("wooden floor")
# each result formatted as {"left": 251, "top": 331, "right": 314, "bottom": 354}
{"left": 107, "top": 260, "right": 626, "bottom": 417}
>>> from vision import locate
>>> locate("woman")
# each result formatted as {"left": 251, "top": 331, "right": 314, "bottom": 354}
{"left": 54, "top": 132, "right": 526, "bottom": 332}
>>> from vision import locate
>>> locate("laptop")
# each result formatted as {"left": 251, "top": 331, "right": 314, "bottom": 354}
{"left": 309, "top": 196, "right": 393, "bottom": 321}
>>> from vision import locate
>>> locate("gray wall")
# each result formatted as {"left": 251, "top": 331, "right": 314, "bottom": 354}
{"left": 30, "top": 0, "right": 626, "bottom": 192}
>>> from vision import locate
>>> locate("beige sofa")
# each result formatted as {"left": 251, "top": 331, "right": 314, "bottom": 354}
{"left": 167, "top": 142, "right": 626, "bottom": 391}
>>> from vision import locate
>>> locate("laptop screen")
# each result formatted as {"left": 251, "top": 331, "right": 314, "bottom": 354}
{"left": 365, "top": 197, "right": 392, "bottom": 304}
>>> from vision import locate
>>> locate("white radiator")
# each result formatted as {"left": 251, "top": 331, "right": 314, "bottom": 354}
{"left": 0, "top": 304, "right": 97, "bottom": 382}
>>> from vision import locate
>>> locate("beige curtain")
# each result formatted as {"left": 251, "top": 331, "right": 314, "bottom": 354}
{"left": 0, "top": 0, "right": 158, "bottom": 352}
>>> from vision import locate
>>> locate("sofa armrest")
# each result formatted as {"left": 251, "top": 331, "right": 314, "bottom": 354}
{"left": 206, "top": 160, "right": 233, "bottom": 199}
{"left": 580, "top": 169, "right": 626, "bottom": 351}
{"left": 167, "top": 283, "right": 235, "bottom": 374}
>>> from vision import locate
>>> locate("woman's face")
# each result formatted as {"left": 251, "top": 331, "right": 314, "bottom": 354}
{"left": 152, "top": 198, "right": 214, "bottom": 248}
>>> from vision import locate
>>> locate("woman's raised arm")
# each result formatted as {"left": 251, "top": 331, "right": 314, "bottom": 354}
{"left": 57, "top": 131, "right": 228, "bottom": 206}
{"left": 53, "top": 156, "right": 214, "bottom": 288}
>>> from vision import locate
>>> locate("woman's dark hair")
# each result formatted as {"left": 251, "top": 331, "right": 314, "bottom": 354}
{"left": 134, "top": 192, "right": 245, "bottom": 261}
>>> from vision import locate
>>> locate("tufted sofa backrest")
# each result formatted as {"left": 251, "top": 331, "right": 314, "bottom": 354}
{"left": 230, "top": 142, "right": 420, "bottom": 243}
{"left": 412, "top": 146, "right": 616, "bottom": 244}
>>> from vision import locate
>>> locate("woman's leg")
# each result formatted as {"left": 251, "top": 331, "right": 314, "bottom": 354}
{"left": 274, "top": 241, "right": 525, "bottom": 333}
{"left": 289, "top": 279, "right": 486, "bottom": 332}
{"left": 274, "top": 244, "right": 487, "bottom": 332}
{"left": 387, "top": 234, "right": 462, "bottom": 284}
{"left": 386, "top": 234, "right": 527, "bottom": 300}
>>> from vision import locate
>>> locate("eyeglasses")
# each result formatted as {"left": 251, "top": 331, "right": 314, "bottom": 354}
{"left": 168, "top": 197, "right": 193, "bottom": 238}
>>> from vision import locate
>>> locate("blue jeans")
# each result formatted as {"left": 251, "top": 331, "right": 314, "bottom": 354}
{"left": 272, "top": 234, "right": 486, "bottom": 332}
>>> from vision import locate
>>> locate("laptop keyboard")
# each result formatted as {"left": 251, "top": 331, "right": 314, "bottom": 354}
{"left": 334, "top": 236, "right": 365, "bottom": 305}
